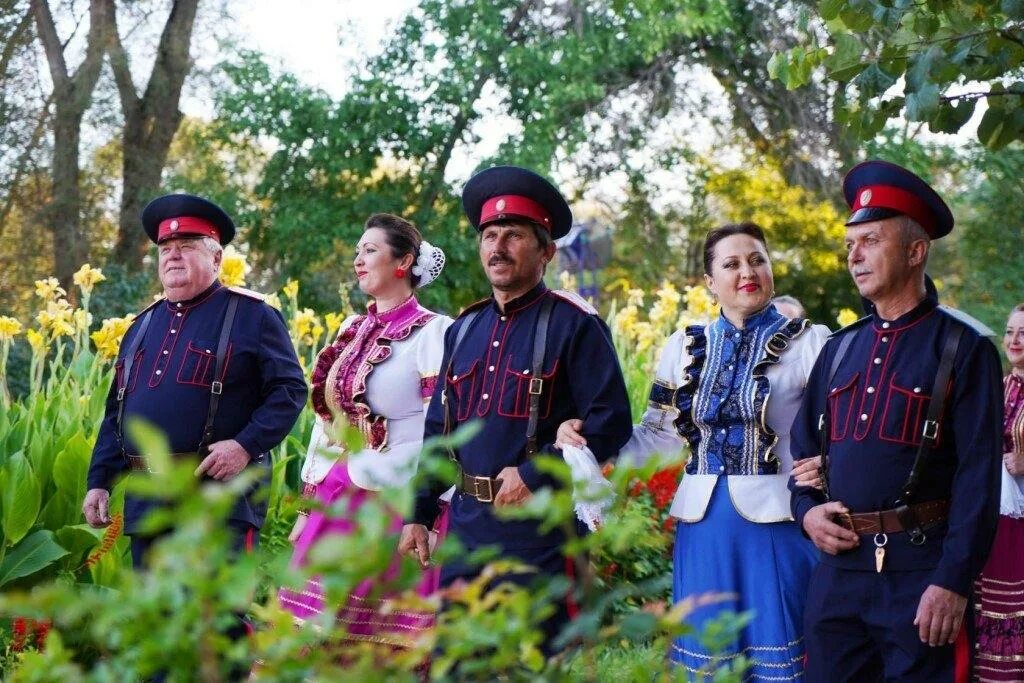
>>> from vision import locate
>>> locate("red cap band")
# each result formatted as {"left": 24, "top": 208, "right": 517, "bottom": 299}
{"left": 157, "top": 216, "right": 221, "bottom": 243}
{"left": 851, "top": 184, "right": 935, "bottom": 235}
{"left": 479, "top": 194, "right": 553, "bottom": 232}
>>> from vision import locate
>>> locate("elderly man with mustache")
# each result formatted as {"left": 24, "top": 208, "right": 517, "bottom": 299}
{"left": 398, "top": 165, "right": 632, "bottom": 655}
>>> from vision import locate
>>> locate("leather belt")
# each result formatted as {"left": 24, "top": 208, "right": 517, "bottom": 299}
{"left": 458, "top": 469, "right": 500, "bottom": 503}
{"left": 836, "top": 499, "right": 950, "bottom": 535}
{"left": 125, "top": 453, "right": 197, "bottom": 473}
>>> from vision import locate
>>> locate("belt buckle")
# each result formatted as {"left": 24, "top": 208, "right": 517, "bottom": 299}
{"left": 836, "top": 510, "right": 854, "bottom": 532}
{"left": 475, "top": 476, "right": 494, "bottom": 503}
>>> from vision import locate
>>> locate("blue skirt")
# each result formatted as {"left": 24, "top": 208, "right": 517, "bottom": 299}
{"left": 670, "top": 477, "right": 817, "bottom": 681}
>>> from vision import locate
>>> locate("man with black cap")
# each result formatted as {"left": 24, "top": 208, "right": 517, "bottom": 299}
{"left": 398, "top": 165, "right": 632, "bottom": 651}
{"left": 82, "top": 193, "right": 307, "bottom": 568}
{"left": 789, "top": 161, "right": 1003, "bottom": 681}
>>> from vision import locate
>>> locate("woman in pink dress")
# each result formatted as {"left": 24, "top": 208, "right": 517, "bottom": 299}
{"left": 974, "top": 302, "right": 1024, "bottom": 681}
{"left": 278, "top": 213, "right": 451, "bottom": 648}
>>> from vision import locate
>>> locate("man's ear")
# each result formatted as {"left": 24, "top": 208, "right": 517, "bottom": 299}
{"left": 543, "top": 242, "right": 556, "bottom": 263}
{"left": 907, "top": 239, "right": 929, "bottom": 268}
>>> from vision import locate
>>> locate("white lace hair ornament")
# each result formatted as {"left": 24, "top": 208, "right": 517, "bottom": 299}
{"left": 412, "top": 240, "right": 445, "bottom": 288}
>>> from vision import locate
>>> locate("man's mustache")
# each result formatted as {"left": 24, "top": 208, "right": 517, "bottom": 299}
{"left": 488, "top": 254, "right": 513, "bottom": 266}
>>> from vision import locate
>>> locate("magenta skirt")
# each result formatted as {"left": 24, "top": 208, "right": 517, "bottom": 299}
{"left": 973, "top": 515, "right": 1024, "bottom": 682}
{"left": 278, "top": 461, "right": 448, "bottom": 648}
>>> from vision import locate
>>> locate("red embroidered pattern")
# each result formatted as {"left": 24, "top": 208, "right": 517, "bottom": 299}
{"left": 1004, "top": 374, "right": 1024, "bottom": 453}
{"left": 309, "top": 298, "right": 435, "bottom": 451}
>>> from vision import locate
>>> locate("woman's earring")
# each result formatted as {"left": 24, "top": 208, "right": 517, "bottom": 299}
{"left": 394, "top": 268, "right": 407, "bottom": 279}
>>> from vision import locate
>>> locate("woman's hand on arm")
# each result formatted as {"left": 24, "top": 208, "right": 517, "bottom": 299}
{"left": 791, "top": 456, "right": 823, "bottom": 490}
{"left": 554, "top": 419, "right": 586, "bottom": 450}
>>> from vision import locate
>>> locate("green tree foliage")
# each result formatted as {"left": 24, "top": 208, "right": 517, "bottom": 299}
{"left": 770, "top": 0, "right": 1024, "bottom": 149}
{"left": 950, "top": 145, "right": 1024, "bottom": 332}
{"left": 210, "top": 0, "right": 737, "bottom": 312}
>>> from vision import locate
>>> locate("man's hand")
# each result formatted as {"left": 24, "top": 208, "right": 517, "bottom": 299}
{"left": 554, "top": 419, "right": 586, "bottom": 450}
{"left": 493, "top": 466, "right": 532, "bottom": 508}
{"left": 1004, "top": 451, "right": 1024, "bottom": 477}
{"left": 914, "top": 584, "right": 967, "bottom": 646}
{"left": 802, "top": 501, "right": 860, "bottom": 555}
{"left": 83, "top": 488, "right": 111, "bottom": 528}
{"left": 399, "top": 524, "right": 431, "bottom": 568}
{"left": 791, "top": 456, "right": 823, "bottom": 489}
{"left": 195, "top": 439, "right": 251, "bottom": 481}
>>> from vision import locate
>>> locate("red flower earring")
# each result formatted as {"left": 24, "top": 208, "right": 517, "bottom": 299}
{"left": 394, "top": 267, "right": 407, "bottom": 279}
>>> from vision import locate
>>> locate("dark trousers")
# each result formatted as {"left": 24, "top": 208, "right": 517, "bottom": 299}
{"left": 440, "top": 543, "right": 577, "bottom": 656}
{"left": 804, "top": 563, "right": 972, "bottom": 683}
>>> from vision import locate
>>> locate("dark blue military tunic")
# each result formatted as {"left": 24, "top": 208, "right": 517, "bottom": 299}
{"left": 412, "top": 281, "right": 632, "bottom": 557}
{"left": 790, "top": 291, "right": 1003, "bottom": 595}
{"left": 87, "top": 281, "right": 308, "bottom": 534}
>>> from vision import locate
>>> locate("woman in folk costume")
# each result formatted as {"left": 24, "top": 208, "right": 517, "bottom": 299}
{"left": 973, "top": 302, "right": 1024, "bottom": 681}
{"left": 278, "top": 213, "right": 452, "bottom": 647}
{"left": 558, "top": 222, "right": 828, "bottom": 680}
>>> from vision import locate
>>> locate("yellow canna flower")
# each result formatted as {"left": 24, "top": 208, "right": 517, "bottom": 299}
{"left": 91, "top": 315, "right": 135, "bottom": 360}
{"left": 218, "top": 246, "right": 248, "bottom": 287}
{"left": 325, "top": 312, "right": 344, "bottom": 337}
{"left": 558, "top": 270, "right": 578, "bottom": 291}
{"left": 683, "top": 285, "right": 718, "bottom": 321}
{"left": 290, "top": 308, "right": 323, "bottom": 346}
{"left": 626, "top": 288, "right": 645, "bottom": 308}
{"left": 0, "top": 316, "right": 23, "bottom": 341}
{"left": 72, "top": 264, "right": 106, "bottom": 295}
{"left": 34, "top": 277, "right": 66, "bottom": 301}
{"left": 74, "top": 309, "right": 93, "bottom": 332}
{"left": 612, "top": 304, "right": 639, "bottom": 341}
{"left": 836, "top": 308, "right": 859, "bottom": 328}
{"left": 264, "top": 293, "right": 282, "bottom": 310}
{"left": 36, "top": 299, "right": 74, "bottom": 332}
{"left": 282, "top": 279, "right": 299, "bottom": 300}
{"left": 26, "top": 328, "right": 47, "bottom": 354}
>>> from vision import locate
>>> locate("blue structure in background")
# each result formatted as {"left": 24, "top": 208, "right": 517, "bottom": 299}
{"left": 555, "top": 221, "right": 611, "bottom": 303}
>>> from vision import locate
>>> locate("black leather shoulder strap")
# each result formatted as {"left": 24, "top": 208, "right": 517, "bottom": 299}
{"left": 524, "top": 296, "right": 555, "bottom": 456}
{"left": 115, "top": 308, "right": 154, "bottom": 453}
{"left": 197, "top": 294, "right": 240, "bottom": 456}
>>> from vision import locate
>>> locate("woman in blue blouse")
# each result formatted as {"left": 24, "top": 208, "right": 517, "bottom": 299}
{"left": 560, "top": 222, "right": 828, "bottom": 680}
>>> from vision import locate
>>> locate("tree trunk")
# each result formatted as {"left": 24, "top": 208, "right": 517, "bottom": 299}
{"left": 49, "top": 101, "right": 89, "bottom": 288}
{"left": 31, "top": 0, "right": 108, "bottom": 290}
{"left": 107, "top": 0, "right": 199, "bottom": 270}
{"left": 113, "top": 106, "right": 184, "bottom": 266}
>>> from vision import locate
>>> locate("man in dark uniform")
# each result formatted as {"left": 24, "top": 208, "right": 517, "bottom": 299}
{"left": 398, "top": 165, "right": 632, "bottom": 649}
{"left": 789, "top": 160, "right": 1003, "bottom": 681}
{"left": 82, "top": 193, "right": 308, "bottom": 568}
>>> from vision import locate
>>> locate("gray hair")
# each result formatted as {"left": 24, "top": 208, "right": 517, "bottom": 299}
{"left": 772, "top": 294, "right": 806, "bottom": 318}
{"left": 200, "top": 236, "right": 223, "bottom": 257}
{"left": 896, "top": 216, "right": 930, "bottom": 268}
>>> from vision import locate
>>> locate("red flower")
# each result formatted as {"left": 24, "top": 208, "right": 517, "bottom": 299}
{"left": 646, "top": 465, "right": 683, "bottom": 509}
{"left": 600, "top": 561, "right": 619, "bottom": 579}
{"left": 11, "top": 617, "right": 27, "bottom": 652}
{"left": 33, "top": 619, "right": 50, "bottom": 651}
{"left": 601, "top": 462, "right": 614, "bottom": 478}
{"left": 662, "top": 516, "right": 676, "bottom": 533}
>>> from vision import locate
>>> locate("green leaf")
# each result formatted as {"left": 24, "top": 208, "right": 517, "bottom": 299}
{"left": 853, "top": 63, "right": 898, "bottom": 96}
{"left": 819, "top": 0, "right": 845, "bottom": 21}
{"left": 905, "top": 82, "right": 941, "bottom": 120}
{"left": 53, "top": 433, "right": 91, "bottom": 502}
{"left": 0, "top": 530, "right": 68, "bottom": 587}
{"left": 824, "top": 32, "right": 866, "bottom": 79}
{"left": 930, "top": 98, "right": 977, "bottom": 134}
{"left": 1002, "top": 0, "right": 1024, "bottom": 20}
{"left": 2, "top": 452, "right": 41, "bottom": 545}
{"left": 906, "top": 45, "right": 942, "bottom": 92}
{"left": 839, "top": 6, "right": 875, "bottom": 32}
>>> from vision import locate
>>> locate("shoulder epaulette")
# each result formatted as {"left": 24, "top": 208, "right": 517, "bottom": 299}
{"left": 828, "top": 314, "right": 871, "bottom": 339}
{"left": 938, "top": 305, "right": 996, "bottom": 338}
{"left": 457, "top": 298, "right": 490, "bottom": 317}
{"left": 550, "top": 289, "right": 598, "bottom": 315}
{"left": 226, "top": 286, "right": 266, "bottom": 302}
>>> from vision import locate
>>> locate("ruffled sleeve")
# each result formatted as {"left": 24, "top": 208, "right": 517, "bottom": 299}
{"left": 619, "top": 328, "right": 692, "bottom": 467}
{"left": 309, "top": 314, "right": 361, "bottom": 422}
{"left": 414, "top": 314, "right": 453, "bottom": 413}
